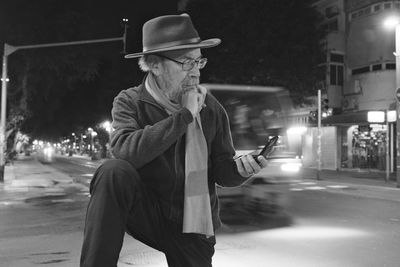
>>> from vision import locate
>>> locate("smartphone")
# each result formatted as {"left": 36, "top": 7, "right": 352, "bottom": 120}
{"left": 252, "top": 136, "right": 279, "bottom": 163}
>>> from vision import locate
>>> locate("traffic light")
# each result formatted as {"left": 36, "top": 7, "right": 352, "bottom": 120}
{"left": 309, "top": 98, "right": 333, "bottom": 122}
{"left": 309, "top": 110, "right": 318, "bottom": 121}
{"left": 121, "top": 18, "right": 129, "bottom": 54}
{"left": 321, "top": 98, "right": 333, "bottom": 118}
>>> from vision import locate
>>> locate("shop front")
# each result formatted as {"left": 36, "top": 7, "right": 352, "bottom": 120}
{"left": 323, "top": 110, "right": 395, "bottom": 172}
{"left": 340, "top": 124, "right": 393, "bottom": 170}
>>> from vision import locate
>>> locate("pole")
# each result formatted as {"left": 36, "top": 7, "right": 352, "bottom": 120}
{"left": 317, "top": 89, "right": 322, "bottom": 180}
{"left": 11, "top": 37, "right": 124, "bottom": 52}
{"left": 386, "top": 110, "right": 390, "bottom": 182}
{"left": 0, "top": 52, "right": 8, "bottom": 182}
{"left": 395, "top": 24, "right": 400, "bottom": 188}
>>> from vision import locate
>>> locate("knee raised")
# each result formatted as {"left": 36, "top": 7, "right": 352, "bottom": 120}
{"left": 93, "top": 159, "right": 139, "bottom": 188}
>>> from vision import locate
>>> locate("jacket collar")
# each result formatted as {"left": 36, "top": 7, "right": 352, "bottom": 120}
{"left": 137, "top": 75, "right": 160, "bottom": 106}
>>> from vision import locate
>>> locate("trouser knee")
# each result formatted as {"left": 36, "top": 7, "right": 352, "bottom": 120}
{"left": 90, "top": 159, "right": 140, "bottom": 197}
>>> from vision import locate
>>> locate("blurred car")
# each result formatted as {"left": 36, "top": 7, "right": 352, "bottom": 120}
{"left": 204, "top": 83, "right": 304, "bottom": 215}
{"left": 217, "top": 149, "right": 302, "bottom": 215}
{"left": 37, "top": 145, "right": 55, "bottom": 164}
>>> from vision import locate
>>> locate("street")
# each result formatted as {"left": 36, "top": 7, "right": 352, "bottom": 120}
{"left": 0, "top": 155, "right": 400, "bottom": 267}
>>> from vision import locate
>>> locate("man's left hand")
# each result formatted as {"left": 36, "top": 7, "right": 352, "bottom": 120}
{"left": 235, "top": 154, "right": 268, "bottom": 178}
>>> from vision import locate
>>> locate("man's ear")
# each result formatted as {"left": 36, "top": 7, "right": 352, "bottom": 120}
{"left": 148, "top": 55, "right": 163, "bottom": 76}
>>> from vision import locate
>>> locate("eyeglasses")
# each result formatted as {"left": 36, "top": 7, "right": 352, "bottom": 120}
{"left": 157, "top": 54, "right": 208, "bottom": 71}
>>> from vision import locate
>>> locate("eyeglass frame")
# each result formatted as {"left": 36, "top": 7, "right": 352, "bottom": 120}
{"left": 156, "top": 54, "right": 208, "bottom": 71}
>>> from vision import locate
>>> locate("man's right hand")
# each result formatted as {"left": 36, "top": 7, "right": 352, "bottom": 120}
{"left": 181, "top": 85, "right": 206, "bottom": 118}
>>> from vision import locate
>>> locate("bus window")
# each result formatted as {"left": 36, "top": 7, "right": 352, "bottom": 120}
{"left": 203, "top": 83, "right": 294, "bottom": 154}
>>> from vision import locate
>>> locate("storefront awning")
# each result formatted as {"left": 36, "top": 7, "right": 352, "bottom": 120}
{"left": 319, "top": 110, "right": 371, "bottom": 126}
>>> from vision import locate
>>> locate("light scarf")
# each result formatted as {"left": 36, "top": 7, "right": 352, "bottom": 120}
{"left": 145, "top": 73, "right": 214, "bottom": 237}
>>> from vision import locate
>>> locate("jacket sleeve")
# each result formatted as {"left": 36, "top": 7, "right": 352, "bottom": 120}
{"left": 211, "top": 101, "right": 248, "bottom": 187}
{"left": 110, "top": 91, "right": 193, "bottom": 169}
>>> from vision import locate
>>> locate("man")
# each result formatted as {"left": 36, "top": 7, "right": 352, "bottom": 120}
{"left": 80, "top": 13, "right": 268, "bottom": 267}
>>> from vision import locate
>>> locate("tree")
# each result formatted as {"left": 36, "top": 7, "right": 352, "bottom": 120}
{"left": 1, "top": 0, "right": 181, "bottom": 141}
{"left": 185, "top": 0, "right": 325, "bottom": 105}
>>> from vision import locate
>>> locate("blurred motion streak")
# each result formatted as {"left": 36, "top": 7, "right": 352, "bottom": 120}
{"left": 248, "top": 226, "right": 369, "bottom": 240}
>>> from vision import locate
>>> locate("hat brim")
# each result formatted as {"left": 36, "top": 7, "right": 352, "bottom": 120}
{"left": 125, "top": 38, "right": 221, "bottom": 59}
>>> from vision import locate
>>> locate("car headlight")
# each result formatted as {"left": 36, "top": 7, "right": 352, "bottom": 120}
{"left": 280, "top": 163, "right": 302, "bottom": 172}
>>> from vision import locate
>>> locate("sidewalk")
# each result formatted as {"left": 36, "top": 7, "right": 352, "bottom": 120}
{"left": 0, "top": 154, "right": 84, "bottom": 204}
{"left": 299, "top": 167, "right": 400, "bottom": 203}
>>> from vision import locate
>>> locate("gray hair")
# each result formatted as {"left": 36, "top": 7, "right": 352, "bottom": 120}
{"left": 138, "top": 54, "right": 162, "bottom": 72}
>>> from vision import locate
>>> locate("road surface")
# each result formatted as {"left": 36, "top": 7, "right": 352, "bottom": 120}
{"left": 0, "top": 155, "right": 399, "bottom": 266}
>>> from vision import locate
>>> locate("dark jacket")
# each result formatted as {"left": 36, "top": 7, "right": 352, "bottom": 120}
{"left": 110, "top": 83, "right": 247, "bottom": 229}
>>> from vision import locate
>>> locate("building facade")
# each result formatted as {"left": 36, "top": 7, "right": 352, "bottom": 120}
{"left": 307, "top": 0, "right": 399, "bottom": 173}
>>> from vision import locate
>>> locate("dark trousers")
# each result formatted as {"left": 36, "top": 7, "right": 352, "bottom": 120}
{"left": 80, "top": 159, "right": 215, "bottom": 267}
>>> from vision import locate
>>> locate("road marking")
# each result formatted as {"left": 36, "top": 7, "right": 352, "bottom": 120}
{"left": 299, "top": 182, "right": 316, "bottom": 185}
{"left": 326, "top": 185, "right": 349, "bottom": 189}
{"left": 82, "top": 173, "right": 93, "bottom": 177}
{"left": 305, "top": 186, "right": 326, "bottom": 190}
{"left": 290, "top": 188, "right": 304, "bottom": 192}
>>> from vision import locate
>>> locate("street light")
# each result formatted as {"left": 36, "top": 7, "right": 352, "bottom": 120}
{"left": 101, "top": 120, "right": 112, "bottom": 158}
{"left": 101, "top": 120, "right": 112, "bottom": 134}
{"left": 384, "top": 16, "right": 400, "bottom": 188}
{"left": 87, "top": 127, "right": 94, "bottom": 156}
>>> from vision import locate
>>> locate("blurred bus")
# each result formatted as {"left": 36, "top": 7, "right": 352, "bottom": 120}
{"left": 203, "top": 83, "right": 302, "bottom": 214}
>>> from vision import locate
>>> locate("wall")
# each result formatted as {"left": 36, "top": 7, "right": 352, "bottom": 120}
{"left": 302, "top": 126, "right": 338, "bottom": 169}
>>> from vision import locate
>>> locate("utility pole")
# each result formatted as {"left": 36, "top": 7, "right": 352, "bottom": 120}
{"left": 396, "top": 23, "right": 400, "bottom": 188}
{"left": 0, "top": 20, "right": 128, "bottom": 182}
{"left": 317, "top": 89, "right": 322, "bottom": 180}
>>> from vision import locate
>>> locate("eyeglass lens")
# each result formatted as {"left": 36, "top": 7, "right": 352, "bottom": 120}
{"left": 183, "top": 58, "right": 207, "bottom": 70}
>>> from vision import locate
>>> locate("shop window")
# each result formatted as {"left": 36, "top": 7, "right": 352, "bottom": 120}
{"left": 374, "top": 4, "right": 381, "bottom": 12}
{"left": 351, "top": 124, "right": 388, "bottom": 170}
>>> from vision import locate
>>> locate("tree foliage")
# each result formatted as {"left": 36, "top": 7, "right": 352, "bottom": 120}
{"left": 185, "top": 0, "right": 325, "bottom": 104}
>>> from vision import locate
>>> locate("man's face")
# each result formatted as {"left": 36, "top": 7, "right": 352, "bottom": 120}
{"left": 157, "top": 48, "right": 202, "bottom": 103}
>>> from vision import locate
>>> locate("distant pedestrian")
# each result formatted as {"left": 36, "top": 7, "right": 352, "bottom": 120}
{"left": 80, "top": 13, "right": 268, "bottom": 267}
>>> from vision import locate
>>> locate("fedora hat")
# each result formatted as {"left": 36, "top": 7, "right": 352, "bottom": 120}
{"left": 125, "top": 13, "right": 221, "bottom": 59}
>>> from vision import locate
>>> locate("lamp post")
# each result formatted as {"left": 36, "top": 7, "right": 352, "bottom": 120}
{"left": 101, "top": 120, "right": 112, "bottom": 157}
{"left": 102, "top": 121, "right": 112, "bottom": 140}
{"left": 384, "top": 16, "right": 400, "bottom": 188}
{"left": 87, "top": 127, "right": 94, "bottom": 156}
